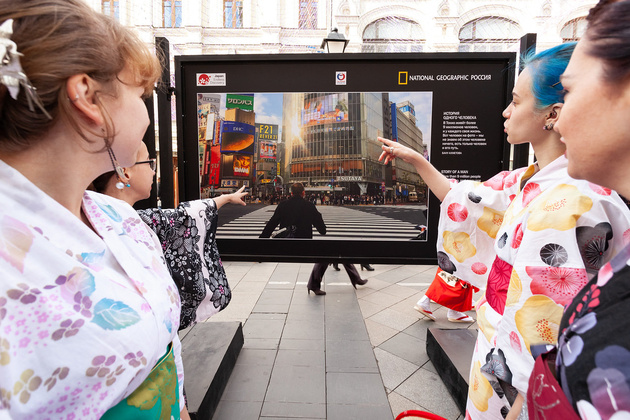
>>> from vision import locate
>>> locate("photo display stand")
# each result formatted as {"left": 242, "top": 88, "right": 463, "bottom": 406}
{"left": 175, "top": 52, "right": 516, "bottom": 264}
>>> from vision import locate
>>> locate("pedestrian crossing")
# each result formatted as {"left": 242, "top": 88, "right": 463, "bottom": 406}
{"left": 216, "top": 205, "right": 424, "bottom": 240}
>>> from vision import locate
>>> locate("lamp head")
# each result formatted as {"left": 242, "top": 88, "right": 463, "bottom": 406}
{"left": 320, "top": 28, "right": 349, "bottom": 53}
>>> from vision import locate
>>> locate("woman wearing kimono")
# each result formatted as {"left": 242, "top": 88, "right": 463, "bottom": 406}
{"left": 525, "top": 1, "right": 630, "bottom": 418}
{"left": 0, "top": 1, "right": 189, "bottom": 418}
{"left": 378, "top": 42, "right": 630, "bottom": 419}
{"left": 91, "top": 142, "right": 248, "bottom": 330}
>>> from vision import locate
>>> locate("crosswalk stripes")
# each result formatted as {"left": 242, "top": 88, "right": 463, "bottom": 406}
{"left": 216, "top": 205, "right": 423, "bottom": 240}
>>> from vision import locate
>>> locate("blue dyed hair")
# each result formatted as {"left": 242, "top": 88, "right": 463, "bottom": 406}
{"left": 522, "top": 42, "right": 577, "bottom": 109}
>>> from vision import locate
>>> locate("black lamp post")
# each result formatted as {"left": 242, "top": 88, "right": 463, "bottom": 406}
{"left": 320, "top": 28, "right": 349, "bottom": 53}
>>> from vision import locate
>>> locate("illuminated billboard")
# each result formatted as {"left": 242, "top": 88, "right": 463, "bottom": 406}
{"left": 259, "top": 140, "right": 277, "bottom": 160}
{"left": 226, "top": 93, "right": 254, "bottom": 111}
{"left": 301, "top": 93, "right": 349, "bottom": 126}
{"left": 219, "top": 120, "right": 255, "bottom": 154}
{"left": 221, "top": 154, "right": 252, "bottom": 177}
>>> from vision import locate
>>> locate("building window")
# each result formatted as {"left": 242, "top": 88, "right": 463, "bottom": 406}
{"left": 224, "top": 0, "right": 243, "bottom": 28}
{"left": 560, "top": 18, "right": 587, "bottom": 42}
{"left": 362, "top": 17, "right": 424, "bottom": 53}
{"left": 299, "top": 0, "right": 317, "bottom": 29}
{"left": 163, "top": 0, "right": 182, "bottom": 28}
{"left": 458, "top": 17, "right": 521, "bottom": 52}
{"left": 102, "top": 0, "right": 119, "bottom": 21}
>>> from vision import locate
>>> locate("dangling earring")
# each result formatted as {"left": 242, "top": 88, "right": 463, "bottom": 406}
{"left": 105, "top": 141, "right": 128, "bottom": 189}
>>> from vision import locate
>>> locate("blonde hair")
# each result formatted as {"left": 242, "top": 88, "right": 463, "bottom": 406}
{"left": 0, "top": 0, "right": 161, "bottom": 152}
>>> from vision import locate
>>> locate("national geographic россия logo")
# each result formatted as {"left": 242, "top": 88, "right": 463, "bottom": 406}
{"left": 398, "top": 71, "right": 408, "bottom": 85}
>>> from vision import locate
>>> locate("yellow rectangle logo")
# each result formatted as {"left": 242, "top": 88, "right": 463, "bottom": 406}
{"left": 398, "top": 71, "right": 408, "bottom": 85}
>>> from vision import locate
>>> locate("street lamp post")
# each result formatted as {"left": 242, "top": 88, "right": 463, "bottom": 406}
{"left": 320, "top": 28, "right": 349, "bottom": 53}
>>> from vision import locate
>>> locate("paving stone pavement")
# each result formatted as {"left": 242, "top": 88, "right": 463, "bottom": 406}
{"left": 206, "top": 262, "right": 480, "bottom": 420}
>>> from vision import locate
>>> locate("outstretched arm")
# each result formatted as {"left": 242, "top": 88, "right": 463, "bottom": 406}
{"left": 377, "top": 137, "right": 451, "bottom": 202}
{"left": 213, "top": 186, "right": 248, "bottom": 210}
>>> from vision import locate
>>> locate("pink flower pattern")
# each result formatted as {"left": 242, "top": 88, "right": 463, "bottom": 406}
{"left": 527, "top": 266, "right": 589, "bottom": 306}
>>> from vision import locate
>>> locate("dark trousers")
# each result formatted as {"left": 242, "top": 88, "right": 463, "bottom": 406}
{"left": 307, "top": 262, "right": 362, "bottom": 290}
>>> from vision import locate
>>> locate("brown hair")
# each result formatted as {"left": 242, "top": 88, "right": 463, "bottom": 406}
{"left": 0, "top": 0, "right": 161, "bottom": 152}
{"left": 91, "top": 170, "right": 116, "bottom": 193}
{"left": 585, "top": 0, "right": 630, "bottom": 85}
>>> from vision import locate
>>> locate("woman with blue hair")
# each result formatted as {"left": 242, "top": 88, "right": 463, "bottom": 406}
{"left": 379, "top": 42, "right": 630, "bottom": 419}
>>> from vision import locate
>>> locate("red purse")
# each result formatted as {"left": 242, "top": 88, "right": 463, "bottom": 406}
{"left": 425, "top": 268, "right": 478, "bottom": 311}
{"left": 527, "top": 350, "right": 580, "bottom": 420}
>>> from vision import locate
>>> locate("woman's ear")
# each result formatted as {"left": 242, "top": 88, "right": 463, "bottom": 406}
{"left": 66, "top": 74, "right": 105, "bottom": 127}
{"left": 546, "top": 103, "right": 563, "bottom": 124}
{"left": 121, "top": 167, "right": 131, "bottom": 183}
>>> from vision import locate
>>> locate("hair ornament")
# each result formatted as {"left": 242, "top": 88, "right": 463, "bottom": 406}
{"left": 0, "top": 19, "right": 52, "bottom": 120}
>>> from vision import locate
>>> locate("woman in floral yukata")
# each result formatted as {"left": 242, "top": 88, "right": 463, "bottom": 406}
{"left": 525, "top": 0, "right": 630, "bottom": 418}
{"left": 0, "top": 0, "right": 189, "bottom": 418}
{"left": 379, "top": 41, "right": 630, "bottom": 419}
{"left": 92, "top": 142, "right": 247, "bottom": 330}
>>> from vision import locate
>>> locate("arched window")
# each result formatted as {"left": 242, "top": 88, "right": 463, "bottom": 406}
{"left": 561, "top": 18, "right": 587, "bottom": 42}
{"left": 362, "top": 17, "right": 424, "bottom": 53}
{"left": 458, "top": 17, "right": 521, "bottom": 52}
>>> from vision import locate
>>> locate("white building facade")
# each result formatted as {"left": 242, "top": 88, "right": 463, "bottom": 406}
{"left": 86, "top": 0, "right": 595, "bottom": 57}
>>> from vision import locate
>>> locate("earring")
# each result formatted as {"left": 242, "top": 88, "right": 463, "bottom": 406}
{"left": 543, "top": 123, "right": 554, "bottom": 131}
{"left": 105, "top": 141, "right": 127, "bottom": 189}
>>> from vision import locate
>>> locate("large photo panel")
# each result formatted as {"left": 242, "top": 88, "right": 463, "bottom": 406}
{"left": 175, "top": 53, "right": 516, "bottom": 263}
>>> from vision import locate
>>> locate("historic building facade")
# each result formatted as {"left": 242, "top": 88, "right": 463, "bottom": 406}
{"left": 86, "top": 0, "right": 594, "bottom": 198}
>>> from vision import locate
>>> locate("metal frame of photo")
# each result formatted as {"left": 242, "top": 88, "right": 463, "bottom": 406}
{"left": 174, "top": 52, "right": 516, "bottom": 264}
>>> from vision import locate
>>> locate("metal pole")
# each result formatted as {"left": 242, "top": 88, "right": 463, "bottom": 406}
{"left": 155, "top": 37, "right": 175, "bottom": 209}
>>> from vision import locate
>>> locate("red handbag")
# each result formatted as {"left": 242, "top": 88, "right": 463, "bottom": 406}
{"left": 425, "top": 267, "right": 478, "bottom": 312}
{"left": 527, "top": 350, "right": 580, "bottom": 420}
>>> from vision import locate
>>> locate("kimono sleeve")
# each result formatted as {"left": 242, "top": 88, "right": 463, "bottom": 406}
{"left": 436, "top": 169, "right": 526, "bottom": 289}
{"left": 138, "top": 199, "right": 231, "bottom": 330}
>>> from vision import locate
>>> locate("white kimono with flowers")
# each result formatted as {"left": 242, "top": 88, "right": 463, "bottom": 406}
{"left": 436, "top": 156, "right": 630, "bottom": 419}
{"left": 0, "top": 160, "right": 184, "bottom": 419}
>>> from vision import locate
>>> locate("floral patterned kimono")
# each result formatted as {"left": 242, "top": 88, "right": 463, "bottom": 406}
{"left": 0, "top": 160, "right": 184, "bottom": 419}
{"left": 436, "top": 156, "right": 630, "bottom": 419}
{"left": 139, "top": 199, "right": 231, "bottom": 330}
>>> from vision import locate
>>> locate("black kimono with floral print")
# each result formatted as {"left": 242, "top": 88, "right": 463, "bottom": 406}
{"left": 138, "top": 199, "right": 231, "bottom": 330}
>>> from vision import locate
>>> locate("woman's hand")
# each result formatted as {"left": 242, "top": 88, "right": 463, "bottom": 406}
{"left": 377, "top": 137, "right": 423, "bottom": 165}
{"left": 506, "top": 393, "right": 524, "bottom": 420}
{"left": 213, "top": 186, "right": 248, "bottom": 209}
{"left": 377, "top": 136, "right": 451, "bottom": 201}
{"left": 225, "top": 186, "right": 248, "bottom": 206}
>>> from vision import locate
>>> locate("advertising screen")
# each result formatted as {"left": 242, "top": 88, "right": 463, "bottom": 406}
{"left": 221, "top": 154, "right": 252, "bottom": 177}
{"left": 259, "top": 140, "right": 277, "bottom": 160}
{"left": 175, "top": 53, "right": 516, "bottom": 263}
{"left": 219, "top": 120, "right": 255, "bottom": 154}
